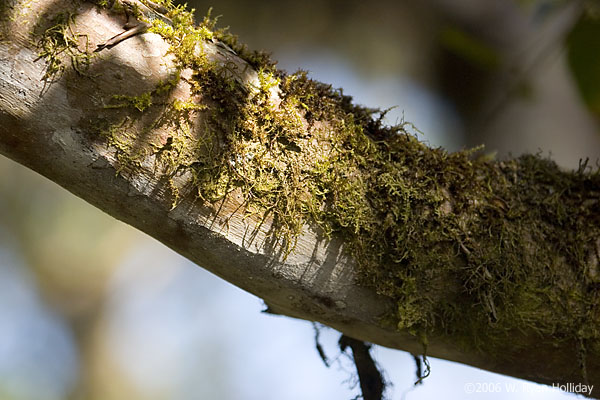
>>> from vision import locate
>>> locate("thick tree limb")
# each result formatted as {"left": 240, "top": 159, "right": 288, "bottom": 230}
{"left": 1, "top": 0, "right": 600, "bottom": 395}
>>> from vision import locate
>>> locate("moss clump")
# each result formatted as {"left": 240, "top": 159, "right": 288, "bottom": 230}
{"left": 274, "top": 69, "right": 600, "bottom": 365}
{"left": 106, "top": 91, "right": 154, "bottom": 112}
{"left": 34, "top": 11, "right": 93, "bottom": 83}
{"left": 0, "top": 0, "right": 18, "bottom": 25}
{"left": 82, "top": 2, "right": 600, "bottom": 369}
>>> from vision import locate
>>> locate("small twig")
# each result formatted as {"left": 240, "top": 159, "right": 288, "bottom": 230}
{"left": 313, "top": 323, "right": 330, "bottom": 368}
{"left": 339, "top": 335, "right": 385, "bottom": 400}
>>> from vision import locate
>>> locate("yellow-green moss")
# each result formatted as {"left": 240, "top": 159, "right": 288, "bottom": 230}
{"left": 34, "top": 11, "right": 92, "bottom": 83}
{"left": 44, "top": 1, "right": 600, "bottom": 375}
{"left": 106, "top": 91, "right": 154, "bottom": 112}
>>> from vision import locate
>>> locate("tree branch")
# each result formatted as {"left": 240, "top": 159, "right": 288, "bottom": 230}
{"left": 1, "top": 0, "right": 599, "bottom": 394}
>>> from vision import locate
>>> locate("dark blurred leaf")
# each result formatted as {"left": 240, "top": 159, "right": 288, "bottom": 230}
{"left": 439, "top": 26, "right": 500, "bottom": 71}
{"left": 566, "top": 13, "right": 600, "bottom": 115}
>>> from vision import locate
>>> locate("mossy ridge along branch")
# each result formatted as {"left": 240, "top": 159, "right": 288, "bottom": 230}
{"left": 91, "top": 1, "right": 600, "bottom": 360}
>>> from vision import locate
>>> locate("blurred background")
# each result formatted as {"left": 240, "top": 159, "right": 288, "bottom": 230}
{"left": 2, "top": 0, "right": 600, "bottom": 399}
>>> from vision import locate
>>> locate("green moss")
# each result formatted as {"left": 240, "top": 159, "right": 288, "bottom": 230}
{"left": 34, "top": 11, "right": 93, "bottom": 83}
{"left": 0, "top": 0, "right": 17, "bottom": 25}
{"left": 81, "top": 1, "right": 600, "bottom": 374}
{"left": 106, "top": 91, "right": 153, "bottom": 112}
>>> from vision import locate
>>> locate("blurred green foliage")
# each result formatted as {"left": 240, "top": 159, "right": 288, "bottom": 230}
{"left": 567, "top": 12, "right": 600, "bottom": 116}
{"left": 440, "top": 26, "right": 500, "bottom": 71}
